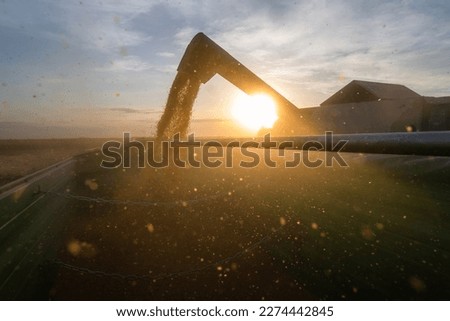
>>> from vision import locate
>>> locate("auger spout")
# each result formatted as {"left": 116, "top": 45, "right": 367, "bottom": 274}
{"left": 156, "top": 33, "right": 299, "bottom": 140}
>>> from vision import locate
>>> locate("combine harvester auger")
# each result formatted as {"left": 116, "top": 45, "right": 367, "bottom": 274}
{"left": 156, "top": 32, "right": 299, "bottom": 140}
{"left": 158, "top": 32, "right": 450, "bottom": 156}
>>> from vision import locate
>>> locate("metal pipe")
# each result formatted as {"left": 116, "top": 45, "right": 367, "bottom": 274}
{"left": 177, "top": 33, "right": 299, "bottom": 119}
{"left": 198, "top": 131, "right": 450, "bottom": 156}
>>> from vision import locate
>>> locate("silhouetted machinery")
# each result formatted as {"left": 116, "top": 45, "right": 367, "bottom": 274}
{"left": 156, "top": 32, "right": 299, "bottom": 139}
{"left": 158, "top": 32, "right": 450, "bottom": 155}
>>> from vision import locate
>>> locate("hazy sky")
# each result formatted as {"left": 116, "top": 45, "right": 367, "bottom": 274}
{"left": 1, "top": 0, "right": 450, "bottom": 138}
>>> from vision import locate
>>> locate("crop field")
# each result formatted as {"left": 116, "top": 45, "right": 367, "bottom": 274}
{"left": 0, "top": 139, "right": 110, "bottom": 186}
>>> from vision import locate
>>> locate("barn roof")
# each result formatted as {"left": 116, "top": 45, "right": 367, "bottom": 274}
{"left": 321, "top": 80, "right": 421, "bottom": 106}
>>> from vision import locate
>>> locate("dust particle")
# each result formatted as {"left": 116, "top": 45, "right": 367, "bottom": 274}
{"left": 146, "top": 223, "right": 155, "bottom": 233}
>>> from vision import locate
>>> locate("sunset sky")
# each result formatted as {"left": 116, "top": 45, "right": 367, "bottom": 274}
{"left": 1, "top": 0, "right": 450, "bottom": 138}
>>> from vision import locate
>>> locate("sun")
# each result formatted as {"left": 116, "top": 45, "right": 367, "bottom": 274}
{"left": 231, "top": 93, "right": 278, "bottom": 131}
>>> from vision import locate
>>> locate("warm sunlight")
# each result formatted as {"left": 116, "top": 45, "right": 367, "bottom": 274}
{"left": 231, "top": 93, "right": 278, "bottom": 131}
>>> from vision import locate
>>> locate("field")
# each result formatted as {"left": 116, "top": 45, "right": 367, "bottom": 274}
{"left": 0, "top": 139, "right": 109, "bottom": 186}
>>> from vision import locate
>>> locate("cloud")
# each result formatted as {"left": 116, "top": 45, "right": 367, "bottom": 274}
{"left": 157, "top": 52, "right": 176, "bottom": 58}
{"left": 109, "top": 107, "right": 161, "bottom": 114}
{"left": 174, "top": 26, "right": 199, "bottom": 46}
{"left": 191, "top": 118, "right": 231, "bottom": 123}
{"left": 53, "top": 0, "right": 155, "bottom": 51}
{"left": 97, "top": 56, "right": 153, "bottom": 72}
{"left": 162, "top": 1, "right": 450, "bottom": 102}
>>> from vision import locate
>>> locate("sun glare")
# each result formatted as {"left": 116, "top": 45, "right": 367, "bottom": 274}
{"left": 231, "top": 93, "right": 278, "bottom": 131}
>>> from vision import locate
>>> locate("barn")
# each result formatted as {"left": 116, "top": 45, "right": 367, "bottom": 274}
{"left": 282, "top": 80, "right": 450, "bottom": 135}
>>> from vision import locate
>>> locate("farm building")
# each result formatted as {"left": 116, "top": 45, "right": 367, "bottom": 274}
{"left": 282, "top": 80, "right": 450, "bottom": 135}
